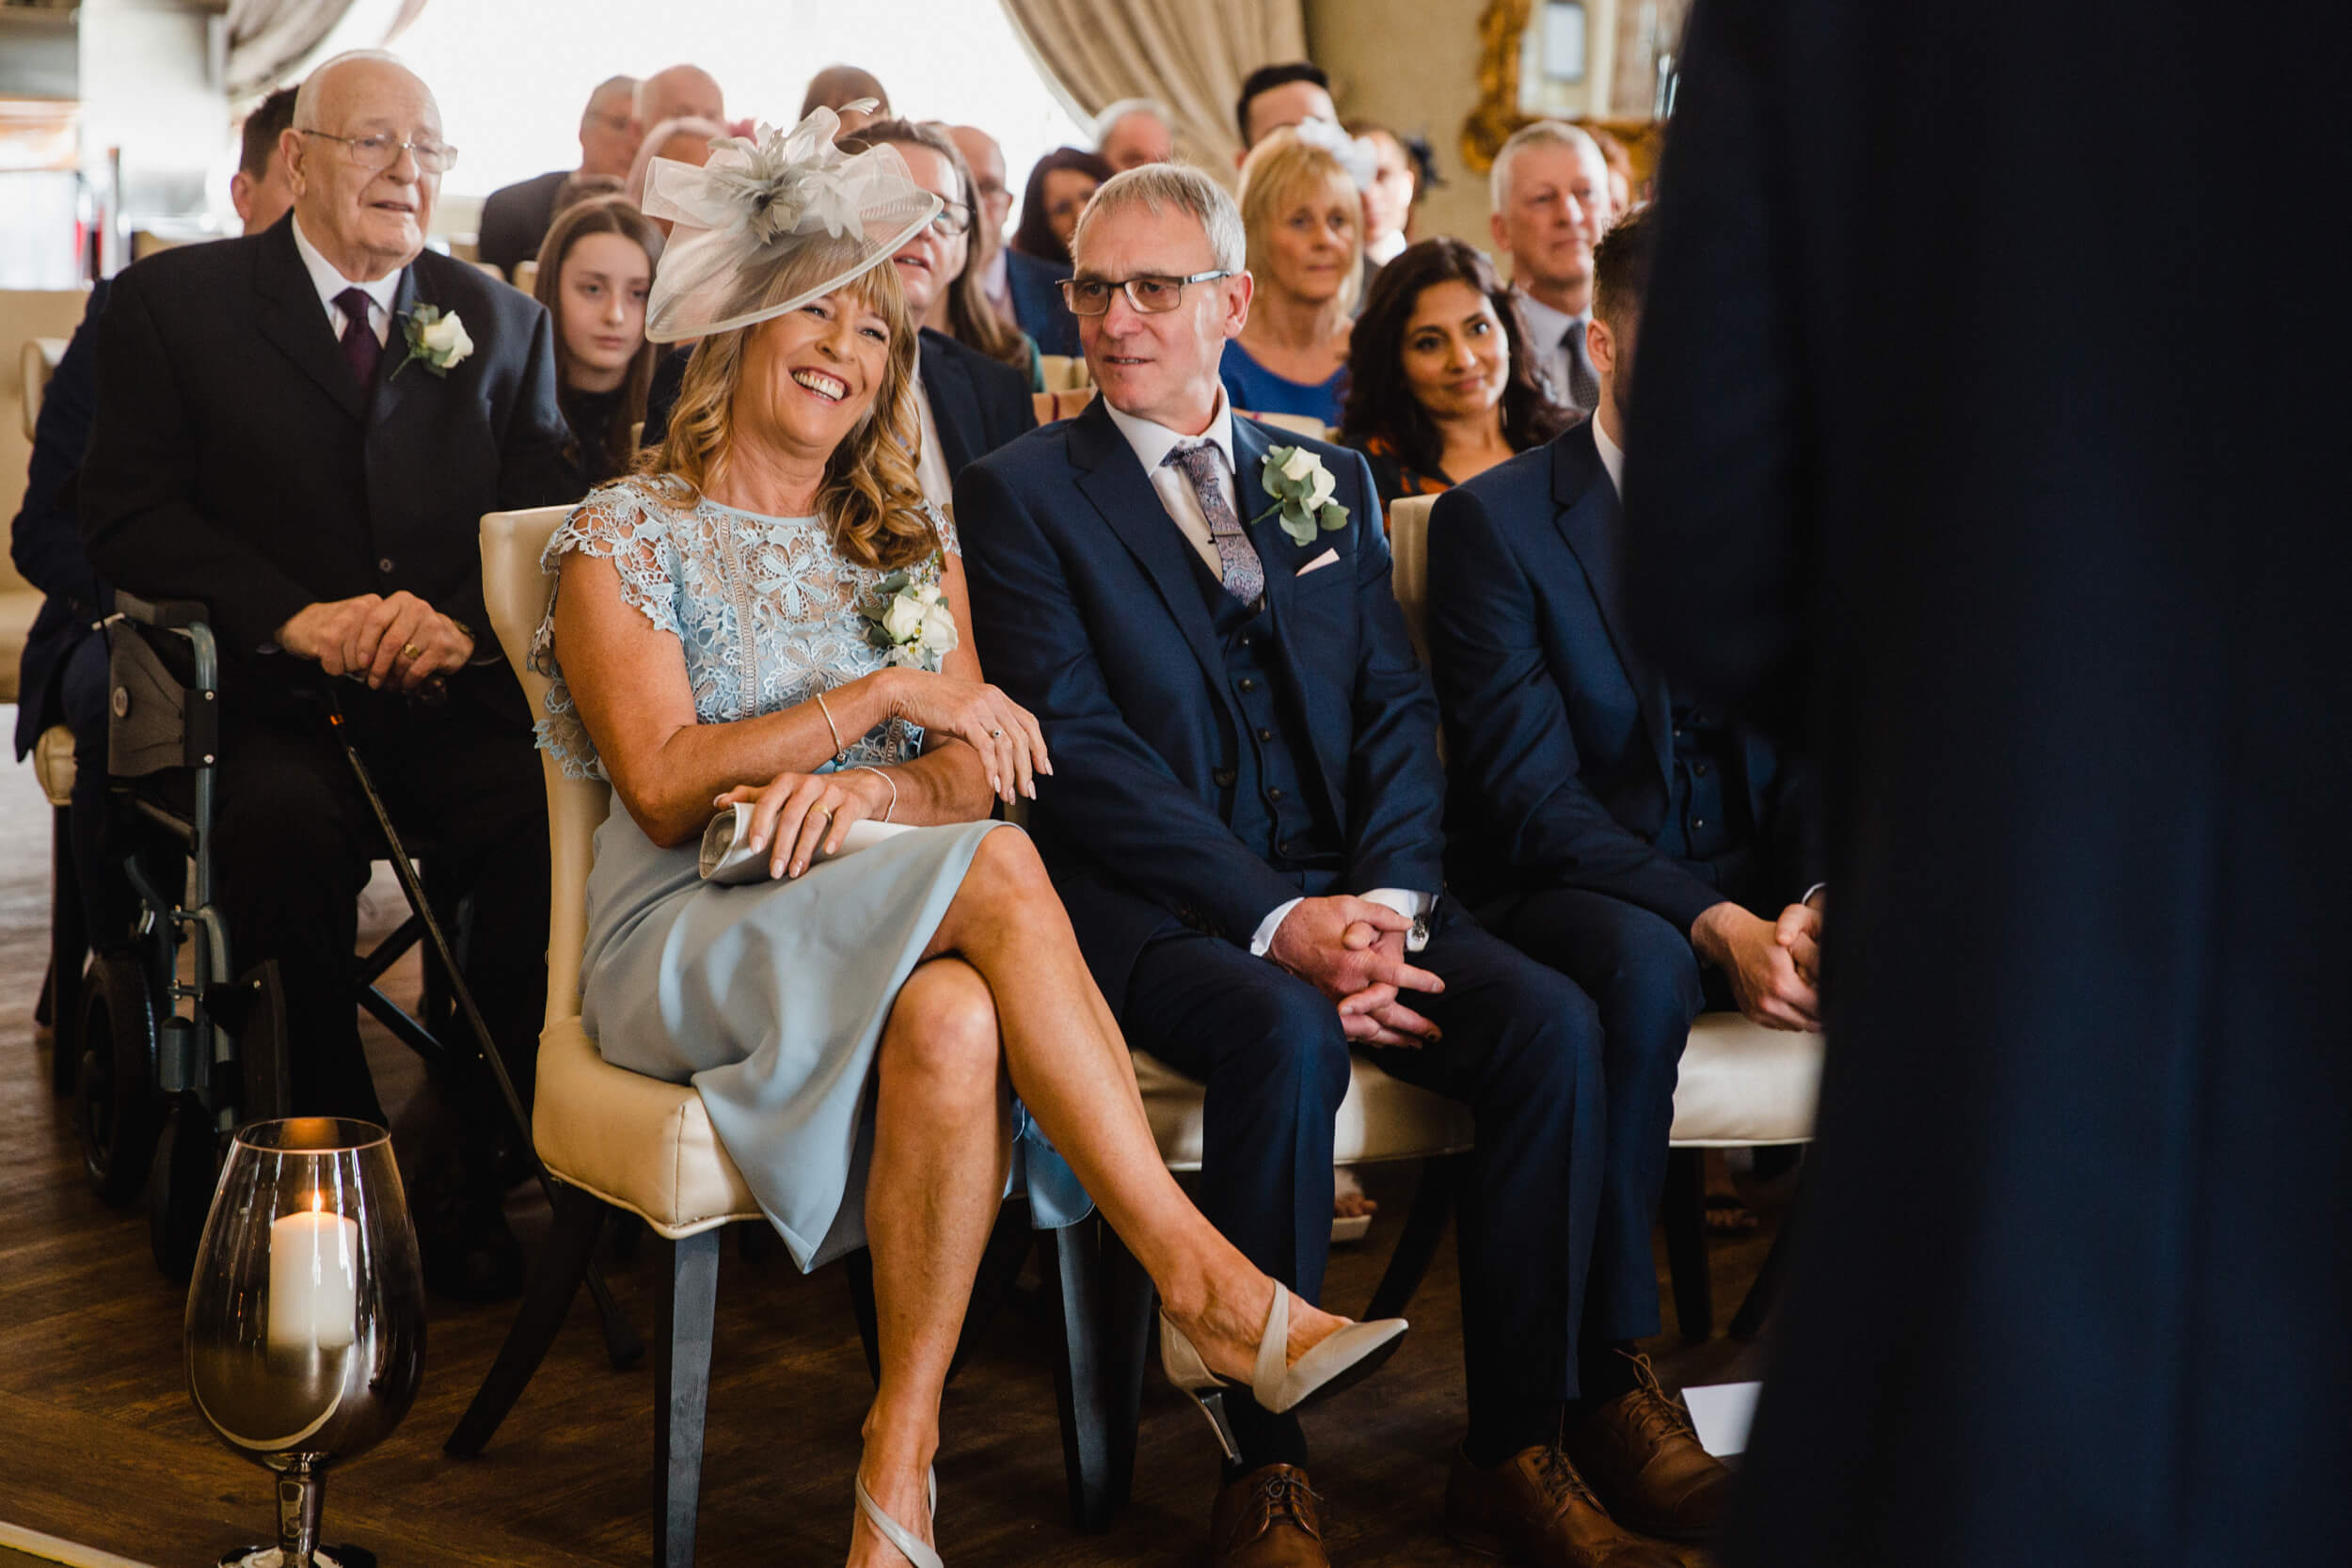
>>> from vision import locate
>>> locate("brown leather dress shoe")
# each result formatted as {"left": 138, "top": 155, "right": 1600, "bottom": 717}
{"left": 1562, "top": 1353, "right": 1735, "bottom": 1544}
{"left": 1212, "top": 1464, "right": 1330, "bottom": 1567}
{"left": 1444, "top": 1444, "right": 1682, "bottom": 1568}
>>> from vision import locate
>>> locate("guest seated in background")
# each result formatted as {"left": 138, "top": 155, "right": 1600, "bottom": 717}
{"left": 624, "top": 116, "right": 726, "bottom": 223}
{"left": 544, "top": 114, "right": 1404, "bottom": 1565}
{"left": 1345, "top": 119, "right": 1420, "bottom": 270}
{"left": 1233, "top": 59, "right": 1337, "bottom": 166}
{"left": 1003, "top": 146, "right": 1110, "bottom": 358}
{"left": 531, "top": 197, "right": 661, "bottom": 488}
{"left": 1219, "top": 126, "right": 1361, "bottom": 429}
{"left": 10, "top": 85, "right": 298, "bottom": 961}
{"left": 77, "top": 50, "right": 578, "bottom": 1300}
{"left": 549, "top": 170, "right": 625, "bottom": 217}
{"left": 946, "top": 125, "right": 1016, "bottom": 325}
{"left": 800, "top": 63, "right": 890, "bottom": 138}
{"left": 1588, "top": 124, "right": 1637, "bottom": 214}
{"left": 633, "top": 62, "right": 725, "bottom": 140}
{"left": 1422, "top": 206, "right": 1823, "bottom": 1546}
{"left": 838, "top": 118, "right": 1038, "bottom": 499}
{"left": 475, "top": 75, "right": 637, "bottom": 278}
{"left": 1488, "top": 119, "right": 1616, "bottom": 415}
{"left": 1338, "top": 237, "right": 1572, "bottom": 508}
{"left": 1095, "top": 96, "right": 1174, "bottom": 170}
{"left": 959, "top": 163, "right": 1658, "bottom": 1568}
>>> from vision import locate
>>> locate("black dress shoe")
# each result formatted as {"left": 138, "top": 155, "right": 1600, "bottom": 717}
{"left": 414, "top": 1197, "right": 524, "bottom": 1302}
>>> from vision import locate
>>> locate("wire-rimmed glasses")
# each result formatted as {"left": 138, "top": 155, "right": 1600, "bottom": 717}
{"left": 1059, "top": 269, "right": 1240, "bottom": 315}
{"left": 301, "top": 130, "right": 459, "bottom": 176}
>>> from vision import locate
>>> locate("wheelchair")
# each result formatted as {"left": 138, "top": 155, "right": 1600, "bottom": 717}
{"left": 77, "top": 593, "right": 480, "bottom": 1276}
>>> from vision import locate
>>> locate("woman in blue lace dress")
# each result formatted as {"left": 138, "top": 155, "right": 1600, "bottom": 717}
{"left": 533, "top": 112, "right": 1404, "bottom": 1567}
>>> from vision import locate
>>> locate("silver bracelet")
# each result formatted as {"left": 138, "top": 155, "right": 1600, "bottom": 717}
{"left": 814, "top": 688, "right": 848, "bottom": 765}
{"left": 853, "top": 764, "right": 897, "bottom": 823}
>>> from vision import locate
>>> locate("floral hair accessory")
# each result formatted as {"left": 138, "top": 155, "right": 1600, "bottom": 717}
{"left": 1286, "top": 117, "right": 1380, "bottom": 191}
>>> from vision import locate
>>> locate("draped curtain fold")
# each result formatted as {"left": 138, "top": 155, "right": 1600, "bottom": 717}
{"left": 996, "top": 0, "right": 1308, "bottom": 180}
{"left": 226, "top": 0, "right": 433, "bottom": 101}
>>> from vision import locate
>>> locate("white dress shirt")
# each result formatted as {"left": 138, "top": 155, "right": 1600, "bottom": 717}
{"left": 913, "top": 375, "right": 957, "bottom": 514}
{"left": 291, "top": 214, "right": 400, "bottom": 346}
{"left": 1513, "top": 285, "right": 1586, "bottom": 408}
{"left": 979, "top": 246, "right": 1013, "bottom": 322}
{"left": 1102, "top": 389, "right": 1433, "bottom": 955}
{"left": 1593, "top": 408, "right": 1626, "bottom": 497}
{"left": 1366, "top": 230, "right": 1409, "bottom": 267}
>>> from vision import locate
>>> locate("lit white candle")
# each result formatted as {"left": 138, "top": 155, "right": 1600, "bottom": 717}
{"left": 267, "top": 1196, "right": 358, "bottom": 1352}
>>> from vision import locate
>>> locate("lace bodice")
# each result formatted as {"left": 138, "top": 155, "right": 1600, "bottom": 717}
{"left": 531, "top": 474, "right": 957, "bottom": 781}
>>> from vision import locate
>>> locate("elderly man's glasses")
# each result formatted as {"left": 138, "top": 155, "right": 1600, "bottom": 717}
{"left": 1060, "top": 270, "right": 1238, "bottom": 315}
{"left": 302, "top": 130, "right": 460, "bottom": 175}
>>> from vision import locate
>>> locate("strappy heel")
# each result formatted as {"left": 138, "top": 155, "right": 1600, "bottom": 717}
{"left": 852, "top": 1466, "right": 939, "bottom": 1568}
{"left": 1158, "top": 1289, "right": 1407, "bottom": 1462}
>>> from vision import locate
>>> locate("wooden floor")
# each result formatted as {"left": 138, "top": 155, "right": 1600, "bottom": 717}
{"left": 0, "top": 711, "right": 1778, "bottom": 1568}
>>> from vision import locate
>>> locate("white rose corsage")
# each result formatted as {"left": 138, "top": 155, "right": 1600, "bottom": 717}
{"left": 862, "top": 557, "right": 959, "bottom": 672}
{"left": 391, "top": 304, "right": 474, "bottom": 380}
{"left": 1253, "top": 445, "right": 1349, "bottom": 546}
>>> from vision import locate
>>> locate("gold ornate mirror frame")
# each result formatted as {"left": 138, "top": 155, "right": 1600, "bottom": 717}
{"left": 1461, "top": 0, "right": 1669, "bottom": 184}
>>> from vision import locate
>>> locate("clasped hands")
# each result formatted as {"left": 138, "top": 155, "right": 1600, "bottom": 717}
{"left": 1268, "top": 896, "right": 1446, "bottom": 1049}
{"left": 277, "top": 591, "right": 473, "bottom": 691}
{"left": 1692, "top": 894, "right": 1826, "bottom": 1032}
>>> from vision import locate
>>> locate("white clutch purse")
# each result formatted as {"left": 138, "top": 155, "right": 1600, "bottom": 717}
{"left": 698, "top": 801, "right": 914, "bottom": 884}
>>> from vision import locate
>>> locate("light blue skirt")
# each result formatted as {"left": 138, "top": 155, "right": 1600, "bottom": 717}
{"left": 578, "top": 803, "right": 1089, "bottom": 1270}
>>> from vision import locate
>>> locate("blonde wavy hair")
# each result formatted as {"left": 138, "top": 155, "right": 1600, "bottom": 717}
{"left": 1237, "top": 128, "right": 1363, "bottom": 317}
{"left": 642, "top": 234, "right": 936, "bottom": 574}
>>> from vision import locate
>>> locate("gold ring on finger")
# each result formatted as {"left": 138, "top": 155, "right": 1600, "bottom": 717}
{"left": 400, "top": 642, "right": 423, "bottom": 660}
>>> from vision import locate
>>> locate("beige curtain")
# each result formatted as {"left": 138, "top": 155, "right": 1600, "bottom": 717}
{"left": 226, "top": 0, "right": 433, "bottom": 100}
{"left": 997, "top": 0, "right": 1308, "bottom": 178}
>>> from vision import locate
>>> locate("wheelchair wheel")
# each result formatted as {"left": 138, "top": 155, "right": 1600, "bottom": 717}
{"left": 48, "top": 960, "right": 82, "bottom": 1097}
{"left": 150, "top": 1095, "right": 222, "bottom": 1279}
{"left": 77, "top": 952, "right": 163, "bottom": 1206}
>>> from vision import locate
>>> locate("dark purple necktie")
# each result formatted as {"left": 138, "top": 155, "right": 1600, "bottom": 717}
{"left": 335, "top": 287, "right": 381, "bottom": 388}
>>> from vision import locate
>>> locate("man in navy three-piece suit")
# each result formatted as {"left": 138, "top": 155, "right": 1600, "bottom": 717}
{"left": 959, "top": 165, "right": 1696, "bottom": 1568}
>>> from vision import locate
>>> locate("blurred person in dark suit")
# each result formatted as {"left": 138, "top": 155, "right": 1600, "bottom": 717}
{"left": 475, "top": 74, "right": 638, "bottom": 278}
{"left": 79, "top": 50, "right": 576, "bottom": 1300}
{"left": 1625, "top": 2, "right": 2352, "bottom": 1564}
{"left": 800, "top": 63, "right": 890, "bottom": 139}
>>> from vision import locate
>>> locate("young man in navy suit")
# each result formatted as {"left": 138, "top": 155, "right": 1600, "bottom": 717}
{"left": 958, "top": 165, "right": 1684, "bottom": 1568}
{"left": 1426, "top": 207, "right": 1823, "bottom": 1538}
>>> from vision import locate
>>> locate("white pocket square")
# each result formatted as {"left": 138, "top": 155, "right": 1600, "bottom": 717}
{"left": 1295, "top": 548, "right": 1341, "bottom": 577}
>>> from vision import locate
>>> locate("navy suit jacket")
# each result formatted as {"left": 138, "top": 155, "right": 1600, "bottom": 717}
{"left": 476, "top": 169, "right": 568, "bottom": 278}
{"left": 1427, "top": 420, "right": 1812, "bottom": 929}
{"left": 79, "top": 214, "right": 575, "bottom": 728}
{"left": 9, "top": 278, "right": 107, "bottom": 757}
{"left": 1003, "top": 247, "right": 1080, "bottom": 359}
{"left": 957, "top": 397, "right": 1447, "bottom": 1006}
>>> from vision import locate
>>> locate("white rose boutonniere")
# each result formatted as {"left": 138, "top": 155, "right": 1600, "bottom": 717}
{"left": 390, "top": 303, "right": 474, "bottom": 380}
{"left": 863, "top": 555, "right": 960, "bottom": 672}
{"left": 1253, "top": 445, "right": 1350, "bottom": 546}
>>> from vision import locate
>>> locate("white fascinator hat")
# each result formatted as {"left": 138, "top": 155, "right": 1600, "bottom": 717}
{"left": 640, "top": 100, "right": 941, "bottom": 344}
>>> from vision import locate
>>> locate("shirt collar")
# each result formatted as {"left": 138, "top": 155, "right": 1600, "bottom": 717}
{"left": 1512, "top": 284, "right": 1583, "bottom": 344}
{"left": 291, "top": 213, "right": 403, "bottom": 320}
{"left": 1104, "top": 383, "right": 1236, "bottom": 480}
{"left": 1592, "top": 409, "right": 1626, "bottom": 498}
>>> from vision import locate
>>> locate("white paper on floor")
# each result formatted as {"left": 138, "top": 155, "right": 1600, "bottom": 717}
{"left": 1681, "top": 1380, "right": 1761, "bottom": 1456}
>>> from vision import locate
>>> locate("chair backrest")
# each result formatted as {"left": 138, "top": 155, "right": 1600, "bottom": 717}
{"left": 19, "top": 336, "right": 64, "bottom": 442}
{"left": 479, "top": 503, "right": 609, "bottom": 1025}
{"left": 511, "top": 260, "right": 539, "bottom": 294}
{"left": 1250, "top": 410, "right": 1331, "bottom": 441}
{"left": 1386, "top": 493, "right": 1438, "bottom": 671}
{"left": 1036, "top": 353, "right": 1092, "bottom": 392}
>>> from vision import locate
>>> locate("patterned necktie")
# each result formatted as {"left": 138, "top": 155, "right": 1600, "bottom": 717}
{"left": 1163, "top": 442, "right": 1264, "bottom": 609}
{"left": 1563, "top": 319, "right": 1600, "bottom": 412}
{"left": 335, "top": 287, "right": 381, "bottom": 389}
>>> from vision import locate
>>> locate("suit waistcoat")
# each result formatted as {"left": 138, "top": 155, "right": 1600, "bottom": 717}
{"left": 1190, "top": 556, "right": 1344, "bottom": 876}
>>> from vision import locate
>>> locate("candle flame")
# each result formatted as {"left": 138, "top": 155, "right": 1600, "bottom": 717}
{"left": 312, "top": 1192, "right": 324, "bottom": 1214}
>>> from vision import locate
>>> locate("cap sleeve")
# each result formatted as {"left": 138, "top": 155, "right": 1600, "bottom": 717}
{"left": 528, "top": 478, "right": 686, "bottom": 779}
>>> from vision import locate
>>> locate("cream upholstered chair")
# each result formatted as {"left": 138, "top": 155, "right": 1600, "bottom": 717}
{"left": 1248, "top": 409, "right": 1332, "bottom": 441}
{"left": 1036, "top": 353, "right": 1093, "bottom": 392}
{"left": 5, "top": 290, "right": 95, "bottom": 705}
{"left": 451, "top": 506, "right": 1120, "bottom": 1555}
{"left": 19, "top": 335, "right": 65, "bottom": 441}
{"left": 1386, "top": 490, "right": 1826, "bottom": 1337}
{"left": 510, "top": 259, "right": 539, "bottom": 294}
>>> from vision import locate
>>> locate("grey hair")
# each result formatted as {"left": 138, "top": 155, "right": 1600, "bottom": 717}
{"left": 1071, "top": 162, "right": 1246, "bottom": 274}
{"left": 291, "top": 49, "right": 414, "bottom": 131}
{"left": 1489, "top": 119, "right": 1603, "bottom": 211}
{"left": 1094, "top": 97, "right": 1173, "bottom": 143}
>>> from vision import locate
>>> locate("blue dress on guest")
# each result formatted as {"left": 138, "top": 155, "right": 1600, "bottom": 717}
{"left": 1219, "top": 341, "right": 1347, "bottom": 429}
{"left": 532, "top": 474, "right": 1088, "bottom": 1269}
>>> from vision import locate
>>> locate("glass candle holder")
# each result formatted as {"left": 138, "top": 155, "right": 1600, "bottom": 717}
{"left": 185, "top": 1117, "right": 425, "bottom": 1568}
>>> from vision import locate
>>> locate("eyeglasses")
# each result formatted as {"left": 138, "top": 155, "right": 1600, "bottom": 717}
{"left": 926, "top": 201, "right": 974, "bottom": 238}
{"left": 301, "top": 130, "right": 460, "bottom": 175}
{"left": 1059, "top": 269, "right": 1238, "bottom": 315}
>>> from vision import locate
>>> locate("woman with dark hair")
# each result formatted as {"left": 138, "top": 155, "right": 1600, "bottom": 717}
{"left": 1003, "top": 147, "right": 1111, "bottom": 358}
{"left": 1339, "top": 236, "right": 1575, "bottom": 510}
{"left": 532, "top": 196, "right": 663, "bottom": 487}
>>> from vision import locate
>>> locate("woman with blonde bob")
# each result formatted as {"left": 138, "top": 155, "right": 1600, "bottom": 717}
{"left": 532, "top": 109, "right": 1404, "bottom": 1568}
{"left": 1219, "top": 125, "right": 1365, "bottom": 428}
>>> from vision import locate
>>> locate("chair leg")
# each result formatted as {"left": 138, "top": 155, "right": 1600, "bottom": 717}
{"left": 844, "top": 1245, "right": 883, "bottom": 1386}
{"left": 656, "top": 1227, "right": 723, "bottom": 1568}
{"left": 1043, "top": 1217, "right": 1117, "bottom": 1532}
{"left": 1728, "top": 1176, "right": 1801, "bottom": 1340}
{"left": 1661, "top": 1148, "right": 1714, "bottom": 1340}
{"left": 445, "top": 1184, "right": 608, "bottom": 1458}
{"left": 1098, "top": 1227, "right": 1156, "bottom": 1514}
{"left": 1367, "top": 1152, "right": 1468, "bottom": 1323}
